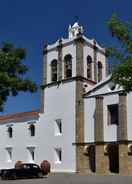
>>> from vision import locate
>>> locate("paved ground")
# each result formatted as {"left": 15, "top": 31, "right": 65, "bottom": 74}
{"left": 1, "top": 173, "right": 132, "bottom": 184}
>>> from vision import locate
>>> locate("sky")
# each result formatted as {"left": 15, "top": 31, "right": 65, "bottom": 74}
{"left": 0, "top": 0, "right": 132, "bottom": 115}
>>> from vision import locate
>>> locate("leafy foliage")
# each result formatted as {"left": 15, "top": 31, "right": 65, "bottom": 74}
{"left": 106, "top": 14, "right": 132, "bottom": 92}
{"left": 0, "top": 43, "right": 37, "bottom": 111}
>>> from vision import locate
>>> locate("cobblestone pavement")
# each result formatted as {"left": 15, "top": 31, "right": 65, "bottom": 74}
{"left": 1, "top": 173, "right": 132, "bottom": 184}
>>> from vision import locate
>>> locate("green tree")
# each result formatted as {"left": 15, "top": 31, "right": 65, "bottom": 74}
{"left": 0, "top": 43, "right": 37, "bottom": 111}
{"left": 106, "top": 13, "right": 132, "bottom": 92}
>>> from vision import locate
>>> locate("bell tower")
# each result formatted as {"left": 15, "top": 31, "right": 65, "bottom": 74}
{"left": 41, "top": 22, "right": 107, "bottom": 91}
{"left": 40, "top": 22, "right": 107, "bottom": 173}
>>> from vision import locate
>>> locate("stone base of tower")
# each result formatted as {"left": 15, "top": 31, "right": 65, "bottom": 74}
{"left": 128, "top": 148, "right": 132, "bottom": 174}
{"left": 76, "top": 145, "right": 90, "bottom": 174}
{"left": 76, "top": 144, "right": 108, "bottom": 175}
{"left": 119, "top": 143, "right": 129, "bottom": 175}
{"left": 95, "top": 144, "right": 109, "bottom": 175}
{"left": 75, "top": 143, "right": 132, "bottom": 175}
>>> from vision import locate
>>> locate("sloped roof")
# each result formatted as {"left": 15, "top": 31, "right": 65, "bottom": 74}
{"left": 84, "top": 76, "right": 112, "bottom": 97}
{"left": 0, "top": 110, "right": 39, "bottom": 123}
{"left": 84, "top": 75, "right": 124, "bottom": 98}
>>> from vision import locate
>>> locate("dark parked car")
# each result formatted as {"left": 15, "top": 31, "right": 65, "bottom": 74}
{"left": 1, "top": 163, "right": 43, "bottom": 180}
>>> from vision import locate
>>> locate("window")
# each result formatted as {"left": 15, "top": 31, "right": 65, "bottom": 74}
{"left": 54, "top": 148, "right": 62, "bottom": 163}
{"left": 98, "top": 61, "right": 103, "bottom": 82}
{"left": 64, "top": 54, "right": 72, "bottom": 78}
{"left": 29, "top": 124, "right": 35, "bottom": 136}
{"left": 108, "top": 82, "right": 116, "bottom": 91}
{"left": 87, "top": 55, "right": 92, "bottom": 79}
{"left": 27, "top": 147, "right": 35, "bottom": 162}
{"left": 32, "top": 164, "right": 39, "bottom": 169}
{"left": 51, "top": 59, "right": 57, "bottom": 82}
{"left": 55, "top": 119, "right": 62, "bottom": 136}
{"left": 107, "top": 104, "right": 118, "bottom": 125}
{"left": 8, "top": 126, "right": 13, "bottom": 138}
{"left": 31, "top": 150, "right": 34, "bottom": 161}
{"left": 6, "top": 147, "right": 12, "bottom": 162}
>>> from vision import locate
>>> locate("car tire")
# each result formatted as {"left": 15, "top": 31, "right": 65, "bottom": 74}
{"left": 1, "top": 174, "right": 6, "bottom": 180}
{"left": 11, "top": 173, "right": 17, "bottom": 180}
{"left": 1, "top": 171, "right": 7, "bottom": 180}
{"left": 37, "top": 172, "right": 43, "bottom": 178}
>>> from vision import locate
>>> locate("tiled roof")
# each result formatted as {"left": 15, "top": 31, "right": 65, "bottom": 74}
{"left": 0, "top": 110, "right": 39, "bottom": 123}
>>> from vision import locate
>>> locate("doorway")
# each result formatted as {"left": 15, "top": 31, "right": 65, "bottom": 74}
{"left": 89, "top": 145, "right": 96, "bottom": 172}
{"left": 108, "top": 144, "right": 119, "bottom": 173}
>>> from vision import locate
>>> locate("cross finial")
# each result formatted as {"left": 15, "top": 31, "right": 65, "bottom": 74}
{"left": 74, "top": 16, "right": 79, "bottom": 23}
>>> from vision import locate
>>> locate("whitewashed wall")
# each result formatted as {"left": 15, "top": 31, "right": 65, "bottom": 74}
{"left": 84, "top": 81, "right": 119, "bottom": 143}
{"left": 40, "top": 81, "right": 76, "bottom": 172}
{"left": 103, "top": 94, "right": 118, "bottom": 141}
{"left": 0, "top": 118, "right": 39, "bottom": 169}
{"left": 84, "top": 98, "right": 95, "bottom": 142}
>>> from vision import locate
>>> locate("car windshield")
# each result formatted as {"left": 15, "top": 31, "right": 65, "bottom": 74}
{"left": 23, "top": 165, "right": 30, "bottom": 169}
{"left": 32, "top": 165, "right": 38, "bottom": 168}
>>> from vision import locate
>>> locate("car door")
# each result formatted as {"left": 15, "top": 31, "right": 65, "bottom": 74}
{"left": 20, "top": 164, "right": 30, "bottom": 178}
{"left": 30, "top": 164, "right": 39, "bottom": 177}
{"left": 25, "top": 164, "right": 32, "bottom": 178}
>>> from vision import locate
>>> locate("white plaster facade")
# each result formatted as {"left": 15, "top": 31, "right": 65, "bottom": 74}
{"left": 1, "top": 22, "right": 131, "bottom": 174}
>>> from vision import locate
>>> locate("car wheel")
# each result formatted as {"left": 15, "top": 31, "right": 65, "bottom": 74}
{"left": 1, "top": 174, "right": 6, "bottom": 180}
{"left": 1, "top": 171, "right": 7, "bottom": 180}
{"left": 11, "top": 173, "right": 17, "bottom": 180}
{"left": 37, "top": 172, "right": 43, "bottom": 178}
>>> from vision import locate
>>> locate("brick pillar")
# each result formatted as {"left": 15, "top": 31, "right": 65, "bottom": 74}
{"left": 95, "top": 96, "right": 108, "bottom": 174}
{"left": 40, "top": 43, "right": 47, "bottom": 113}
{"left": 57, "top": 39, "right": 63, "bottom": 81}
{"left": 75, "top": 36, "right": 86, "bottom": 173}
{"left": 118, "top": 93, "right": 129, "bottom": 175}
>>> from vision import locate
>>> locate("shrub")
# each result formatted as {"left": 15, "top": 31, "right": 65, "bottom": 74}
{"left": 40, "top": 160, "right": 51, "bottom": 175}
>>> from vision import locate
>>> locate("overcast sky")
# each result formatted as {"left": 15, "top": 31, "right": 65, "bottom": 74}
{"left": 0, "top": 0, "right": 132, "bottom": 115}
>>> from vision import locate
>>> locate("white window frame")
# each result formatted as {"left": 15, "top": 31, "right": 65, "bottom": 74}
{"left": 107, "top": 104, "right": 119, "bottom": 125}
{"left": 6, "top": 125, "right": 13, "bottom": 138}
{"left": 54, "top": 148, "right": 62, "bottom": 164}
{"left": 27, "top": 146, "right": 35, "bottom": 163}
{"left": 27, "top": 121, "right": 36, "bottom": 137}
{"left": 28, "top": 124, "right": 35, "bottom": 137}
{"left": 54, "top": 119, "right": 62, "bottom": 136}
{"left": 6, "top": 147, "right": 12, "bottom": 162}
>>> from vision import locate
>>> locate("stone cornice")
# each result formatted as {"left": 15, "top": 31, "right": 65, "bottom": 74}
{"left": 72, "top": 140, "right": 132, "bottom": 145}
{"left": 42, "top": 36, "right": 106, "bottom": 56}
{"left": 41, "top": 76, "right": 96, "bottom": 89}
{"left": 84, "top": 90, "right": 124, "bottom": 98}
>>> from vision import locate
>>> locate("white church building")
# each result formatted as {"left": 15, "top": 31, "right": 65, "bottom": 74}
{"left": 0, "top": 22, "right": 132, "bottom": 175}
